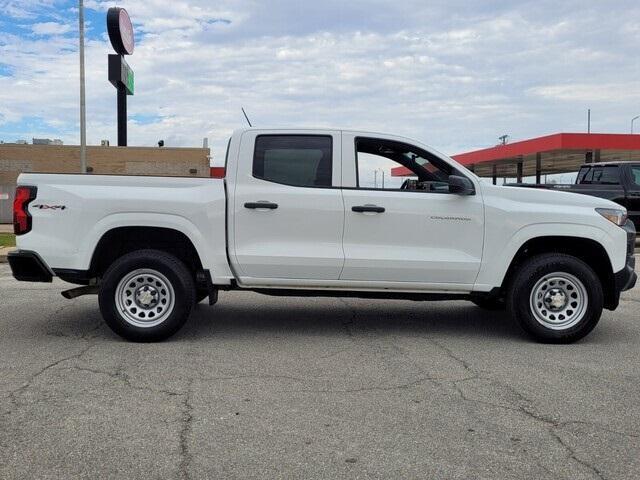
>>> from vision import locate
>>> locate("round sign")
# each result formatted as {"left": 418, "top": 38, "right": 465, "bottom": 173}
{"left": 107, "top": 7, "right": 134, "bottom": 55}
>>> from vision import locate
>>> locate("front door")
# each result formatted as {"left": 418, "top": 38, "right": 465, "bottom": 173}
{"left": 340, "top": 134, "right": 484, "bottom": 287}
{"left": 231, "top": 130, "right": 344, "bottom": 281}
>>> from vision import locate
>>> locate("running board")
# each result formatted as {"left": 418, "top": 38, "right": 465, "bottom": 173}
{"left": 61, "top": 285, "right": 99, "bottom": 299}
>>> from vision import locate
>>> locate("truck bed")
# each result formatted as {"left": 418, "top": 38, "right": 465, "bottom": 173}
{"left": 15, "top": 173, "right": 233, "bottom": 282}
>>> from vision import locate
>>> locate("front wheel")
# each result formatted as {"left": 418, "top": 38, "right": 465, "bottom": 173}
{"left": 507, "top": 254, "right": 603, "bottom": 343}
{"left": 98, "top": 249, "right": 196, "bottom": 342}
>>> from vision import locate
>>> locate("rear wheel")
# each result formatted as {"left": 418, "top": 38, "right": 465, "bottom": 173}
{"left": 98, "top": 249, "right": 195, "bottom": 342}
{"left": 507, "top": 253, "right": 603, "bottom": 343}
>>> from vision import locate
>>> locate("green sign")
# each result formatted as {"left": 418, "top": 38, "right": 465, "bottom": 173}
{"left": 108, "top": 54, "right": 134, "bottom": 95}
{"left": 126, "top": 68, "right": 134, "bottom": 95}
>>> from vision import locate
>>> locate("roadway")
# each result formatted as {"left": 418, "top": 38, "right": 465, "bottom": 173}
{"left": 1, "top": 263, "right": 638, "bottom": 479}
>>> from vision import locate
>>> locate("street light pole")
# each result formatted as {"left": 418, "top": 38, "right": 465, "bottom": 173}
{"left": 78, "top": 0, "right": 87, "bottom": 173}
{"left": 632, "top": 115, "right": 640, "bottom": 134}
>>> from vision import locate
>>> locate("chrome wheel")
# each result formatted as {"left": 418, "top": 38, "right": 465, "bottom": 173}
{"left": 529, "top": 272, "right": 588, "bottom": 330}
{"left": 115, "top": 268, "right": 175, "bottom": 328}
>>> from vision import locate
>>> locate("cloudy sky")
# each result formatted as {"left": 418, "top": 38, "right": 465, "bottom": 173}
{"left": 1, "top": 0, "right": 639, "bottom": 164}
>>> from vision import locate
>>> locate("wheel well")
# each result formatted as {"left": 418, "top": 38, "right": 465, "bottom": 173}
{"left": 90, "top": 227, "right": 203, "bottom": 278}
{"left": 501, "top": 236, "right": 616, "bottom": 308}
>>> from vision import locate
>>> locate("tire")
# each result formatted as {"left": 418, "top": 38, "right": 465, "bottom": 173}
{"left": 98, "top": 249, "right": 196, "bottom": 342}
{"left": 507, "top": 253, "right": 603, "bottom": 343}
{"left": 471, "top": 297, "right": 505, "bottom": 311}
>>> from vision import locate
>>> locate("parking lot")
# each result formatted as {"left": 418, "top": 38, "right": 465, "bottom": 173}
{"left": 1, "top": 262, "right": 639, "bottom": 479}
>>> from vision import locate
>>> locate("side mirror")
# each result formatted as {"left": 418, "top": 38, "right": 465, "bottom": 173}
{"left": 448, "top": 175, "right": 475, "bottom": 195}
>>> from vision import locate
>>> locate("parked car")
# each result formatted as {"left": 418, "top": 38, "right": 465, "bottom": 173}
{"left": 9, "top": 128, "right": 637, "bottom": 343}
{"left": 509, "top": 161, "right": 640, "bottom": 229}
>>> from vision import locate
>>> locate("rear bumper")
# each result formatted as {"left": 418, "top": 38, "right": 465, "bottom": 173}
{"left": 8, "top": 250, "right": 53, "bottom": 283}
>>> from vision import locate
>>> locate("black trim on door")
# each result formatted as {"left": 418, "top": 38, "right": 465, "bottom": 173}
{"left": 352, "top": 205, "right": 385, "bottom": 213}
{"left": 244, "top": 201, "right": 278, "bottom": 210}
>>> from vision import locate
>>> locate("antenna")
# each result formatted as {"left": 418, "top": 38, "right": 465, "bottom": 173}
{"left": 241, "top": 107, "right": 253, "bottom": 127}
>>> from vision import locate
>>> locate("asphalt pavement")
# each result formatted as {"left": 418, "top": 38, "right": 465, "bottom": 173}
{"left": 1, "top": 263, "right": 639, "bottom": 479}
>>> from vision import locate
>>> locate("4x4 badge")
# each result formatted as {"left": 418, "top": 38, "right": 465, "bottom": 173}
{"left": 32, "top": 205, "right": 67, "bottom": 210}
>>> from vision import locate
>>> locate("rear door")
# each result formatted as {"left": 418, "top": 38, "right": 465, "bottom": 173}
{"left": 339, "top": 133, "right": 484, "bottom": 287}
{"left": 230, "top": 130, "right": 344, "bottom": 281}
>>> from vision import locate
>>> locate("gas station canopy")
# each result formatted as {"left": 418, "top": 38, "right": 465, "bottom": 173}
{"left": 391, "top": 133, "right": 640, "bottom": 183}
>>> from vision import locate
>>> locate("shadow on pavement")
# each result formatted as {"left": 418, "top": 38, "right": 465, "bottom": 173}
{"left": 16, "top": 292, "right": 628, "bottom": 345}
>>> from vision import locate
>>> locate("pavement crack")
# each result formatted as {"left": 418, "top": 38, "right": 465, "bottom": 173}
{"left": 178, "top": 380, "right": 194, "bottom": 480}
{"left": 57, "top": 364, "right": 184, "bottom": 397}
{"left": 556, "top": 420, "right": 639, "bottom": 439}
{"left": 7, "top": 341, "right": 96, "bottom": 408}
{"left": 196, "top": 374, "right": 305, "bottom": 383}
{"left": 425, "top": 337, "right": 609, "bottom": 479}
{"left": 295, "top": 375, "right": 437, "bottom": 394}
{"left": 549, "top": 429, "right": 607, "bottom": 480}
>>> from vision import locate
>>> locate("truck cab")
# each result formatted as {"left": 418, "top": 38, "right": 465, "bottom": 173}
{"left": 571, "top": 162, "right": 640, "bottom": 228}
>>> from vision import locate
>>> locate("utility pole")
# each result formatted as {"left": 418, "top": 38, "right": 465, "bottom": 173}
{"left": 78, "top": 0, "right": 87, "bottom": 173}
{"left": 587, "top": 108, "right": 591, "bottom": 133}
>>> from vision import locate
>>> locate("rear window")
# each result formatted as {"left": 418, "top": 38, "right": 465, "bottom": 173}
{"left": 253, "top": 135, "right": 332, "bottom": 187}
{"left": 576, "top": 167, "right": 590, "bottom": 183}
{"left": 598, "top": 166, "right": 620, "bottom": 185}
{"left": 579, "top": 166, "right": 620, "bottom": 185}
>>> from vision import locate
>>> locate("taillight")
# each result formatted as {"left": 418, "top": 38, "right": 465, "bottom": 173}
{"left": 13, "top": 186, "right": 37, "bottom": 235}
{"left": 210, "top": 167, "right": 226, "bottom": 178}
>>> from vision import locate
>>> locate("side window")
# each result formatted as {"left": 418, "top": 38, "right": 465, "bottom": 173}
{"left": 597, "top": 166, "right": 620, "bottom": 185}
{"left": 253, "top": 135, "right": 332, "bottom": 187}
{"left": 576, "top": 167, "right": 589, "bottom": 184}
{"left": 355, "top": 137, "right": 457, "bottom": 193}
{"left": 631, "top": 166, "right": 640, "bottom": 187}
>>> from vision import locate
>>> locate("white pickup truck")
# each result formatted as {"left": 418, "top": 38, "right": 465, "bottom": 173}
{"left": 9, "top": 128, "right": 637, "bottom": 343}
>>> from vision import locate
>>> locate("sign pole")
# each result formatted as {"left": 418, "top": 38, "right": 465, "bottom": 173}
{"left": 107, "top": 7, "right": 135, "bottom": 148}
{"left": 117, "top": 82, "right": 127, "bottom": 146}
{"left": 79, "top": 0, "right": 87, "bottom": 172}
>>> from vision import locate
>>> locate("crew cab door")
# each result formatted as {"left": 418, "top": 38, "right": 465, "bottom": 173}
{"left": 339, "top": 133, "right": 484, "bottom": 287}
{"left": 229, "top": 130, "right": 344, "bottom": 281}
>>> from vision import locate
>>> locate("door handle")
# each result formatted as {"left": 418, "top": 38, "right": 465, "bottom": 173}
{"left": 352, "top": 205, "right": 385, "bottom": 213}
{"left": 244, "top": 201, "right": 278, "bottom": 210}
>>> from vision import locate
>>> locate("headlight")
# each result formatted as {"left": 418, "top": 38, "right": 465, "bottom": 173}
{"left": 596, "top": 208, "right": 627, "bottom": 226}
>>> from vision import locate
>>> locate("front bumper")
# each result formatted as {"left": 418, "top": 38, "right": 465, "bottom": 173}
{"left": 8, "top": 250, "right": 53, "bottom": 283}
{"left": 614, "top": 221, "right": 637, "bottom": 294}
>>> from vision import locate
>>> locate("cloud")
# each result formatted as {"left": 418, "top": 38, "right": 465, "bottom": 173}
{"left": 1, "top": 0, "right": 60, "bottom": 19}
{"left": 31, "top": 22, "right": 72, "bottom": 36}
{"left": 529, "top": 83, "right": 640, "bottom": 103}
{"left": 1, "top": 0, "right": 640, "bottom": 164}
